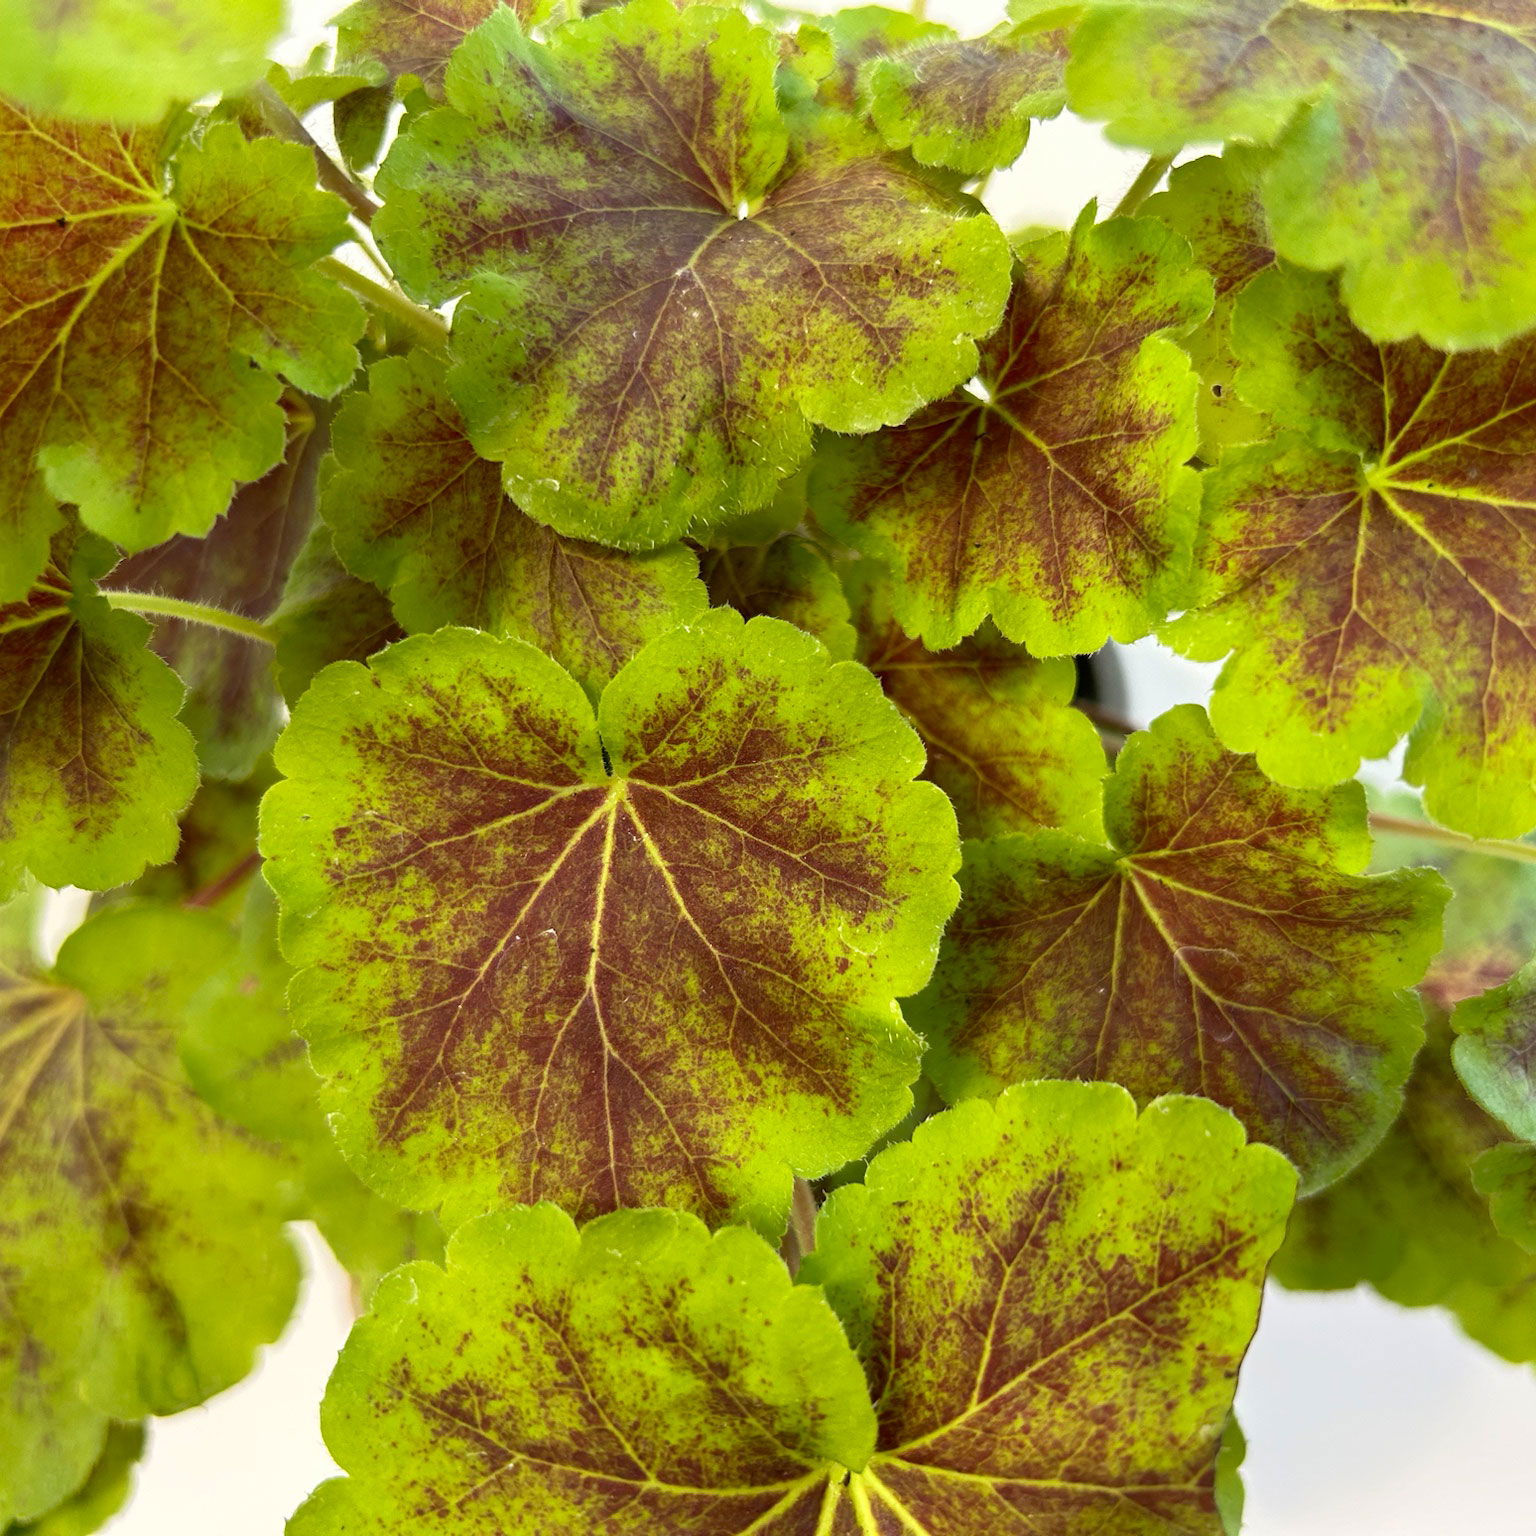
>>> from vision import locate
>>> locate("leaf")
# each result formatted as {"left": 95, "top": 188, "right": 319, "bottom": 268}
{"left": 335, "top": 0, "right": 551, "bottom": 97}
{"left": 1068, "top": 0, "right": 1536, "bottom": 349}
{"left": 261, "top": 612, "right": 958, "bottom": 1231}
{"left": 104, "top": 394, "right": 323, "bottom": 780}
{"left": 848, "top": 565, "right": 1106, "bottom": 840}
{"left": 1141, "top": 148, "right": 1275, "bottom": 458}
{"left": 293, "top": 1083, "right": 1293, "bottom": 1535}
{"left": 0, "top": 109, "right": 363, "bottom": 599}
{"left": 4, "top": 1424, "right": 144, "bottom": 1536}
{"left": 1473, "top": 1142, "right": 1536, "bottom": 1256}
{"left": 0, "top": 0, "right": 281, "bottom": 123}
{"left": 1274, "top": 1019, "right": 1536, "bottom": 1363}
{"left": 1453, "top": 961, "right": 1536, "bottom": 1143}
{"left": 814, "top": 212, "right": 1209, "bottom": 652}
{"left": 1169, "top": 264, "right": 1536, "bottom": 838}
{"left": 861, "top": 1, "right": 1074, "bottom": 176}
{"left": 698, "top": 536, "right": 856, "bottom": 661}
{"left": 322, "top": 351, "right": 707, "bottom": 699}
{"left": 914, "top": 704, "right": 1448, "bottom": 1192}
{"left": 125, "top": 769, "right": 269, "bottom": 916}
{"left": 269, "top": 528, "right": 403, "bottom": 704}
{"left": 0, "top": 904, "right": 299, "bottom": 1525}
{"left": 783, "top": 5, "right": 954, "bottom": 118}
{"left": 376, "top": 0, "right": 1011, "bottom": 548}
{"left": 0, "top": 531, "right": 197, "bottom": 898}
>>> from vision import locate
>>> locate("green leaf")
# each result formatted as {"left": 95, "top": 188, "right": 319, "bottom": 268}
{"left": 123, "top": 768, "right": 269, "bottom": 916}
{"left": 848, "top": 564, "right": 1106, "bottom": 840}
{"left": 914, "top": 704, "right": 1448, "bottom": 1192}
{"left": 1068, "top": 0, "right": 1536, "bottom": 349}
{"left": 335, "top": 0, "right": 552, "bottom": 98}
{"left": 4, "top": 1424, "right": 144, "bottom": 1536}
{"left": 376, "top": 0, "right": 1010, "bottom": 547}
{"left": 1473, "top": 1142, "right": 1536, "bottom": 1256}
{"left": 1274, "top": 1019, "right": 1536, "bottom": 1363}
{"left": 1141, "top": 148, "right": 1275, "bottom": 458}
{"left": 791, "top": 6, "right": 954, "bottom": 117}
{"left": 699, "top": 536, "right": 856, "bottom": 662}
{"left": 803, "top": 1085, "right": 1293, "bottom": 1531}
{"left": 0, "top": 110, "right": 363, "bottom": 595}
{"left": 322, "top": 351, "right": 707, "bottom": 698}
{"left": 104, "top": 393, "right": 322, "bottom": 779}
{"left": 1169, "top": 264, "right": 1536, "bottom": 838}
{"left": 295, "top": 1083, "right": 1292, "bottom": 1534}
{"left": 0, "top": 904, "right": 299, "bottom": 1525}
{"left": 815, "top": 212, "right": 1209, "bottom": 651}
{"left": 261, "top": 611, "right": 958, "bottom": 1231}
{"left": 0, "top": 531, "right": 197, "bottom": 897}
{"left": 0, "top": 0, "right": 281, "bottom": 123}
{"left": 861, "top": 2, "right": 1074, "bottom": 176}
{"left": 1454, "top": 961, "right": 1536, "bottom": 1143}
{"left": 269, "top": 528, "right": 403, "bottom": 704}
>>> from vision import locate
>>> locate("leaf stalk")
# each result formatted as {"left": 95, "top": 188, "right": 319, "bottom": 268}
{"left": 1111, "top": 152, "right": 1178, "bottom": 218}
{"left": 319, "top": 257, "right": 450, "bottom": 349}
{"left": 103, "top": 591, "right": 278, "bottom": 646}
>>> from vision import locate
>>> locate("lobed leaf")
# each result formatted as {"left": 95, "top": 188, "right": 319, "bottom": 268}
{"left": 1068, "top": 0, "right": 1536, "bottom": 349}
{"left": 914, "top": 705, "right": 1448, "bottom": 1192}
{"left": 376, "top": 0, "right": 1010, "bottom": 547}
{"left": 699, "top": 536, "right": 856, "bottom": 661}
{"left": 335, "top": 0, "right": 551, "bottom": 97}
{"left": 1170, "top": 264, "right": 1536, "bottom": 838}
{"left": 815, "top": 212, "right": 1209, "bottom": 652}
{"left": 1453, "top": 962, "right": 1536, "bottom": 1144}
{"left": 261, "top": 611, "right": 959, "bottom": 1231}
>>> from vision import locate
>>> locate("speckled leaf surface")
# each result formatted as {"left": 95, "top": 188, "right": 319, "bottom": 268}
{"left": 376, "top": 0, "right": 1010, "bottom": 547}
{"left": 296, "top": 1084, "right": 1291, "bottom": 1536}
{"left": 1069, "top": 0, "right": 1536, "bottom": 348}
{"left": 816, "top": 213, "right": 1208, "bottom": 652}
{"left": 915, "top": 705, "right": 1447, "bottom": 1191}
{"left": 0, "top": 0, "right": 281, "bottom": 123}
{"left": 336, "top": 0, "right": 551, "bottom": 96}
{"left": 849, "top": 567, "right": 1105, "bottom": 840}
{"left": 1454, "top": 962, "right": 1536, "bottom": 1143}
{"left": 0, "top": 905, "right": 298, "bottom": 1525}
{"left": 323, "top": 352, "right": 707, "bottom": 698}
{"left": 105, "top": 394, "right": 322, "bottom": 780}
{"left": 262, "top": 611, "right": 958, "bottom": 1231}
{"left": 699, "top": 536, "right": 856, "bottom": 661}
{"left": 0, "top": 109, "right": 361, "bottom": 598}
{"left": 0, "top": 532, "right": 197, "bottom": 897}
{"left": 862, "top": 2, "right": 1073, "bottom": 175}
{"left": 803, "top": 1085, "right": 1294, "bottom": 1533}
{"left": 1170, "top": 264, "right": 1536, "bottom": 838}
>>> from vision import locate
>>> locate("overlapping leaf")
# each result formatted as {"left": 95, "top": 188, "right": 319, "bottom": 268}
{"left": 698, "top": 536, "right": 856, "bottom": 661}
{"left": 323, "top": 351, "right": 707, "bottom": 698}
{"left": 815, "top": 212, "right": 1208, "bottom": 652}
{"left": 1454, "top": 963, "right": 1536, "bottom": 1144}
{"left": 336, "top": 0, "right": 550, "bottom": 96}
{"left": 105, "top": 394, "right": 322, "bottom": 779}
{"left": 915, "top": 705, "right": 1447, "bottom": 1191}
{"left": 3, "top": 1424, "right": 143, "bottom": 1536}
{"left": 0, "top": 905, "right": 298, "bottom": 1525}
{"left": 861, "top": 0, "right": 1073, "bottom": 175}
{"left": 0, "top": 110, "right": 362, "bottom": 601}
{"left": 0, "top": 0, "right": 281, "bottom": 123}
{"left": 376, "top": 0, "right": 1010, "bottom": 547}
{"left": 1170, "top": 264, "right": 1536, "bottom": 838}
{"left": 848, "top": 566, "right": 1106, "bottom": 840}
{"left": 293, "top": 1083, "right": 1291, "bottom": 1534}
{"left": 262, "top": 612, "right": 958, "bottom": 1230}
{"left": 1069, "top": 0, "right": 1536, "bottom": 348}
{"left": 0, "top": 531, "right": 197, "bottom": 897}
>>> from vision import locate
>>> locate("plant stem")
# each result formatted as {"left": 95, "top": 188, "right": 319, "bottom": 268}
{"left": 319, "top": 257, "right": 450, "bottom": 349}
{"left": 1111, "top": 152, "right": 1178, "bottom": 218}
{"left": 186, "top": 850, "right": 263, "bottom": 909}
{"left": 779, "top": 1177, "right": 819, "bottom": 1277}
{"left": 103, "top": 591, "right": 277, "bottom": 645}
{"left": 250, "top": 81, "right": 381, "bottom": 226}
{"left": 1368, "top": 812, "right": 1536, "bottom": 866}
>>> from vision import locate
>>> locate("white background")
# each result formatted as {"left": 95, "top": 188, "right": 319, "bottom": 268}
{"left": 98, "top": 2, "right": 1536, "bottom": 1531}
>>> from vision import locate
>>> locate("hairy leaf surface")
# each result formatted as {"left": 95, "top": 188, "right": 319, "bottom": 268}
{"left": 0, "top": 533, "right": 197, "bottom": 897}
{"left": 1069, "top": 0, "right": 1536, "bottom": 348}
{"left": 293, "top": 1084, "right": 1291, "bottom": 1535}
{"left": 915, "top": 705, "right": 1447, "bottom": 1191}
{"left": 0, "top": 905, "right": 297, "bottom": 1524}
{"left": 1171, "top": 265, "right": 1536, "bottom": 837}
{"left": 816, "top": 213, "right": 1208, "bottom": 651}
{"left": 323, "top": 352, "right": 706, "bottom": 698}
{"left": 0, "top": 111, "right": 361, "bottom": 598}
{"left": 376, "top": 0, "right": 1010, "bottom": 547}
{"left": 262, "top": 612, "right": 958, "bottom": 1230}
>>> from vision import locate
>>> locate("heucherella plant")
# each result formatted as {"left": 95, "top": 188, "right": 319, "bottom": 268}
{"left": 2, "top": 0, "right": 1534, "bottom": 1531}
